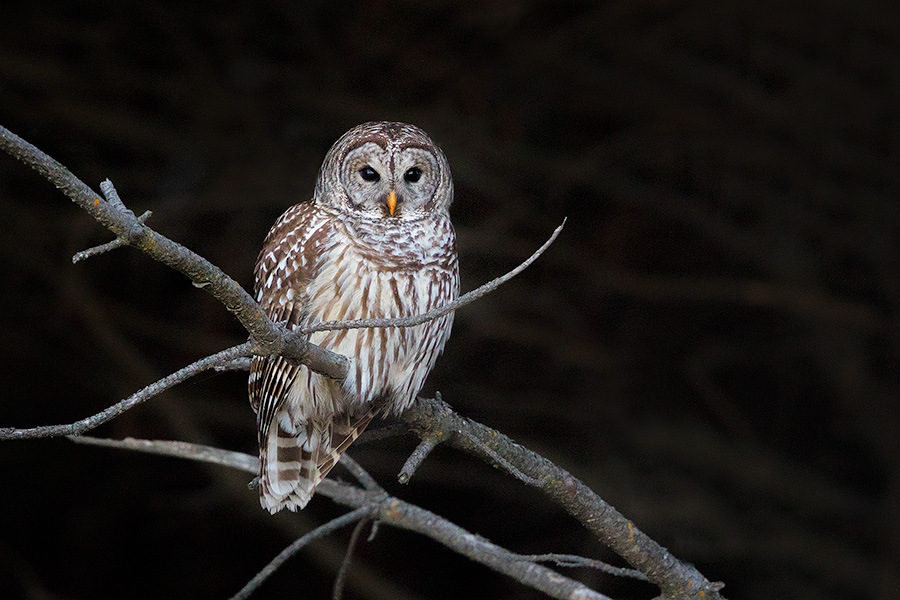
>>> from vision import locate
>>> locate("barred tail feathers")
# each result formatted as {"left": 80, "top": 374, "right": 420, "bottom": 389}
{"left": 258, "top": 408, "right": 376, "bottom": 513}
{"left": 258, "top": 414, "right": 319, "bottom": 513}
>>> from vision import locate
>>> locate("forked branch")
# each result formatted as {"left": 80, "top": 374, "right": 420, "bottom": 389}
{"left": 0, "top": 124, "right": 346, "bottom": 378}
{"left": 71, "top": 435, "right": 614, "bottom": 600}
{"left": 401, "top": 396, "right": 726, "bottom": 599}
{"left": 0, "top": 123, "right": 562, "bottom": 439}
{"left": 0, "top": 125, "right": 726, "bottom": 599}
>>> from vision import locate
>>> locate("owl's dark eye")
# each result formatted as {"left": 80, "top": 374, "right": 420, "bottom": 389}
{"left": 359, "top": 166, "right": 380, "bottom": 182}
{"left": 404, "top": 167, "right": 422, "bottom": 183}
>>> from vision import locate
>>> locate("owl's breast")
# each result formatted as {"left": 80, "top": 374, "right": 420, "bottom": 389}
{"left": 300, "top": 219, "right": 458, "bottom": 412}
{"left": 335, "top": 214, "right": 457, "bottom": 271}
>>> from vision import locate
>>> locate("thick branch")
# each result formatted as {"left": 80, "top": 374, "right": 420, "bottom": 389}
{"left": 0, "top": 125, "right": 347, "bottom": 379}
{"left": 402, "top": 396, "right": 726, "bottom": 600}
{"left": 2, "top": 125, "right": 562, "bottom": 380}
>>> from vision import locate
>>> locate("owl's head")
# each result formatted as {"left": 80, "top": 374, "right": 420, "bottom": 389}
{"left": 315, "top": 122, "right": 453, "bottom": 221}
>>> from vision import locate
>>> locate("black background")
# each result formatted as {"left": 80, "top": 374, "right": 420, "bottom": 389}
{"left": 1, "top": 2, "right": 897, "bottom": 599}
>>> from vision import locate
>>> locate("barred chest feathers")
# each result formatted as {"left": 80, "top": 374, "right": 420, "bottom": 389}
{"left": 288, "top": 210, "right": 458, "bottom": 421}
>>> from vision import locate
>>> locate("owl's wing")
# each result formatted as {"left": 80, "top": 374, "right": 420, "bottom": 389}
{"left": 313, "top": 407, "right": 377, "bottom": 484}
{"left": 248, "top": 201, "right": 327, "bottom": 446}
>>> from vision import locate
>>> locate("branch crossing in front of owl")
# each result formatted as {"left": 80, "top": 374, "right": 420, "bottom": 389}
{"left": 249, "top": 122, "right": 460, "bottom": 512}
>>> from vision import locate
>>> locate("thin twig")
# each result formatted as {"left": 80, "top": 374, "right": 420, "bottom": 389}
{"left": 367, "top": 521, "right": 381, "bottom": 542}
{"left": 70, "top": 435, "right": 260, "bottom": 473}
{"left": 82, "top": 436, "right": 614, "bottom": 600}
{"left": 339, "top": 454, "right": 383, "bottom": 493}
{"left": 515, "top": 553, "right": 649, "bottom": 581}
{"left": 0, "top": 342, "right": 252, "bottom": 440}
{"left": 303, "top": 218, "right": 566, "bottom": 334}
{"left": 458, "top": 429, "right": 543, "bottom": 487}
{"left": 230, "top": 507, "right": 371, "bottom": 600}
{"left": 356, "top": 423, "right": 409, "bottom": 445}
{"left": 72, "top": 210, "right": 152, "bottom": 263}
{"left": 68, "top": 407, "right": 722, "bottom": 600}
{"left": 398, "top": 437, "right": 439, "bottom": 484}
{"left": 333, "top": 517, "right": 371, "bottom": 600}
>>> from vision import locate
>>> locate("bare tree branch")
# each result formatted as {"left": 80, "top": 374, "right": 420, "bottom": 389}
{"left": 339, "top": 453, "right": 383, "bottom": 493}
{"left": 66, "top": 437, "right": 253, "bottom": 469}
{"left": 516, "top": 554, "right": 648, "bottom": 581}
{"left": 402, "top": 396, "right": 727, "bottom": 600}
{"left": 375, "top": 499, "right": 617, "bottom": 600}
{"left": 0, "top": 124, "right": 348, "bottom": 379}
{"left": 72, "top": 209, "right": 152, "bottom": 263}
{"left": 214, "top": 356, "right": 253, "bottom": 373}
{"left": 59, "top": 389, "right": 724, "bottom": 598}
{"left": 303, "top": 218, "right": 566, "bottom": 334}
{"left": 397, "top": 436, "right": 439, "bottom": 484}
{"left": 230, "top": 507, "right": 372, "bottom": 600}
{"left": 72, "top": 435, "right": 616, "bottom": 600}
{"left": 0, "top": 342, "right": 252, "bottom": 440}
{"left": 1, "top": 126, "right": 726, "bottom": 599}
{"left": 332, "top": 517, "right": 371, "bottom": 600}
{"left": 56, "top": 348, "right": 727, "bottom": 598}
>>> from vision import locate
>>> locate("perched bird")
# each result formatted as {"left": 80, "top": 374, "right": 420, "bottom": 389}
{"left": 249, "top": 122, "right": 459, "bottom": 512}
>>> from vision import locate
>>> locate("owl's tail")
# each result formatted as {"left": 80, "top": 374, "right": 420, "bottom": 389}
{"left": 258, "top": 409, "right": 376, "bottom": 513}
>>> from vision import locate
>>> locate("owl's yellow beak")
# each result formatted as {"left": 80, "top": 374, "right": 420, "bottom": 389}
{"left": 386, "top": 190, "right": 398, "bottom": 216}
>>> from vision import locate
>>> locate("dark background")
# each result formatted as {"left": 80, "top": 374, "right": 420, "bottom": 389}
{"left": 0, "top": 1, "right": 897, "bottom": 599}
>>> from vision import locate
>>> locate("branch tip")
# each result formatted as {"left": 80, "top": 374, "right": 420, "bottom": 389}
{"left": 303, "top": 217, "right": 566, "bottom": 335}
{"left": 398, "top": 436, "right": 440, "bottom": 484}
{"left": 72, "top": 210, "right": 152, "bottom": 263}
{"left": 99, "top": 179, "right": 126, "bottom": 209}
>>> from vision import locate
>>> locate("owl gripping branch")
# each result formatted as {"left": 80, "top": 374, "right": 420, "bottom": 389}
{"left": 0, "top": 124, "right": 729, "bottom": 600}
{"left": 0, "top": 124, "right": 560, "bottom": 441}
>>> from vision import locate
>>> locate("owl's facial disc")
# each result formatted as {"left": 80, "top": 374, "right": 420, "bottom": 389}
{"left": 339, "top": 143, "right": 441, "bottom": 220}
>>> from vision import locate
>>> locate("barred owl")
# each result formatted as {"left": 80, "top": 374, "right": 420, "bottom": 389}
{"left": 249, "top": 122, "right": 459, "bottom": 513}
